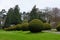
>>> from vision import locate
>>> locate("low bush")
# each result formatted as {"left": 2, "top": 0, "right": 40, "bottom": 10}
{"left": 15, "top": 24, "right": 22, "bottom": 31}
{"left": 43, "top": 23, "right": 51, "bottom": 30}
{"left": 4, "top": 24, "right": 22, "bottom": 31}
{"left": 29, "top": 19, "right": 43, "bottom": 33}
{"left": 56, "top": 24, "right": 60, "bottom": 31}
{"left": 21, "top": 23, "right": 29, "bottom": 31}
{"left": 4, "top": 26, "right": 16, "bottom": 31}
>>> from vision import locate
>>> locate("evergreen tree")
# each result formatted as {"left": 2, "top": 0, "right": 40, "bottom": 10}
{"left": 13, "top": 5, "right": 22, "bottom": 24}
{"left": 29, "top": 5, "right": 39, "bottom": 21}
{"left": 4, "top": 8, "right": 14, "bottom": 27}
{"left": 4, "top": 5, "right": 22, "bottom": 27}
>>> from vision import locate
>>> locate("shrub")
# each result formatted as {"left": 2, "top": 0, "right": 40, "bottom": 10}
{"left": 29, "top": 19, "right": 43, "bottom": 33}
{"left": 15, "top": 24, "right": 22, "bottom": 31}
{"left": 4, "top": 25, "right": 16, "bottom": 31}
{"left": 43, "top": 23, "right": 51, "bottom": 30}
{"left": 21, "top": 23, "right": 29, "bottom": 31}
{"left": 56, "top": 24, "right": 60, "bottom": 31}
{"left": 4, "top": 28, "right": 9, "bottom": 31}
{"left": 4, "top": 24, "right": 22, "bottom": 31}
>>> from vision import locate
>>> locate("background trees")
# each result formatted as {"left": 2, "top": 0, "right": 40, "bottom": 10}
{"left": 1, "top": 5, "right": 60, "bottom": 29}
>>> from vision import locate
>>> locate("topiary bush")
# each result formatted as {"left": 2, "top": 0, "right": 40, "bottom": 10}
{"left": 29, "top": 19, "right": 43, "bottom": 33}
{"left": 43, "top": 23, "right": 51, "bottom": 30}
{"left": 56, "top": 24, "right": 60, "bottom": 31}
{"left": 21, "top": 23, "right": 29, "bottom": 31}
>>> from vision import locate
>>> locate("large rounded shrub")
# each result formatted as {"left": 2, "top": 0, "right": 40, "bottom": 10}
{"left": 43, "top": 23, "right": 51, "bottom": 30}
{"left": 21, "top": 23, "right": 29, "bottom": 31}
{"left": 56, "top": 24, "right": 60, "bottom": 31}
{"left": 29, "top": 19, "right": 43, "bottom": 33}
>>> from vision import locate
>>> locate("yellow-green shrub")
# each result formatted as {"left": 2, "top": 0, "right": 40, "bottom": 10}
{"left": 43, "top": 23, "right": 51, "bottom": 30}
{"left": 15, "top": 24, "right": 22, "bottom": 30}
{"left": 21, "top": 23, "right": 29, "bottom": 31}
{"left": 4, "top": 26, "right": 16, "bottom": 31}
{"left": 4, "top": 24, "right": 22, "bottom": 31}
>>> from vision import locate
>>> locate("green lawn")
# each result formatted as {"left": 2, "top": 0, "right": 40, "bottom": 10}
{"left": 0, "top": 30, "right": 60, "bottom": 40}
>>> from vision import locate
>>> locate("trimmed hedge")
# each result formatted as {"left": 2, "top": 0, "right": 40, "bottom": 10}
{"left": 43, "top": 23, "right": 51, "bottom": 30}
{"left": 29, "top": 19, "right": 43, "bottom": 33}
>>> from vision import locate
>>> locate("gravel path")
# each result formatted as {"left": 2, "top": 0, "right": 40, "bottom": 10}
{"left": 43, "top": 30, "right": 60, "bottom": 34}
{"left": 52, "top": 32, "right": 60, "bottom": 34}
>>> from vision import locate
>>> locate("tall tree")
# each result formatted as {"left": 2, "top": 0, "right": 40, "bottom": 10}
{"left": 4, "top": 8, "right": 14, "bottom": 27}
{"left": 13, "top": 5, "right": 22, "bottom": 24}
{"left": 29, "top": 5, "right": 39, "bottom": 21}
{"left": 4, "top": 5, "right": 22, "bottom": 27}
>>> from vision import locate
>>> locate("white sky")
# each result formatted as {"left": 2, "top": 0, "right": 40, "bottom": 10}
{"left": 0, "top": 0, "right": 60, "bottom": 12}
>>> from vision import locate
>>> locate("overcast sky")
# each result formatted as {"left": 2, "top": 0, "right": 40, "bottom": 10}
{"left": 0, "top": 0, "right": 60, "bottom": 12}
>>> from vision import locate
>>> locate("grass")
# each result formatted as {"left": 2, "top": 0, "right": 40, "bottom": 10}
{"left": 0, "top": 30, "right": 60, "bottom": 40}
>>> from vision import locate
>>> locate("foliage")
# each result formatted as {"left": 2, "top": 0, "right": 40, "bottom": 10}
{"left": 21, "top": 23, "right": 29, "bottom": 31}
{"left": 43, "top": 23, "right": 51, "bottom": 30}
{"left": 22, "top": 19, "right": 28, "bottom": 23}
{"left": 4, "top": 25, "right": 16, "bottom": 31}
{"left": 29, "top": 5, "right": 46, "bottom": 23}
{"left": 15, "top": 24, "right": 22, "bottom": 30}
{"left": 4, "top": 5, "right": 22, "bottom": 28}
{"left": 29, "top": 5, "right": 39, "bottom": 21}
{"left": 4, "top": 24, "right": 22, "bottom": 31}
{"left": 29, "top": 19, "right": 43, "bottom": 33}
{"left": 4, "top": 8, "right": 14, "bottom": 27}
{"left": 38, "top": 12, "right": 46, "bottom": 23}
{"left": 56, "top": 24, "right": 60, "bottom": 31}
{"left": 13, "top": 5, "right": 22, "bottom": 24}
